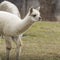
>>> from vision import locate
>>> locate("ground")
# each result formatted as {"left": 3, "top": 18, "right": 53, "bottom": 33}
{"left": 0, "top": 21, "right": 60, "bottom": 60}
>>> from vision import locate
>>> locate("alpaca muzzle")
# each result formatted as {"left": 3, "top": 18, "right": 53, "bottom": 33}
{"left": 39, "top": 17, "right": 42, "bottom": 21}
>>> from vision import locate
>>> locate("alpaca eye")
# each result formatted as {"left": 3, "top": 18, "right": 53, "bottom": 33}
{"left": 33, "top": 15, "right": 36, "bottom": 17}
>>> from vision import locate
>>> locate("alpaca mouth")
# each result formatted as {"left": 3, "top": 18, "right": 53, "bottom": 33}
{"left": 40, "top": 18, "right": 42, "bottom": 21}
{"left": 39, "top": 17, "right": 42, "bottom": 21}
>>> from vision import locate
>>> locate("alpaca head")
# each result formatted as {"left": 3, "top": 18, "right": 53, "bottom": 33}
{"left": 29, "top": 7, "right": 42, "bottom": 22}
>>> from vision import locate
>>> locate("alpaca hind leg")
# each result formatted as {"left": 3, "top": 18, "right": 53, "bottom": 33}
{"left": 5, "top": 37, "right": 12, "bottom": 60}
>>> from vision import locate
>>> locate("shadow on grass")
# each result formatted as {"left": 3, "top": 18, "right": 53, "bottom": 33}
{"left": 1, "top": 53, "right": 60, "bottom": 60}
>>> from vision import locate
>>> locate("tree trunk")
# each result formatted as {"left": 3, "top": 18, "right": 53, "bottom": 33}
{"left": 39, "top": 0, "right": 57, "bottom": 21}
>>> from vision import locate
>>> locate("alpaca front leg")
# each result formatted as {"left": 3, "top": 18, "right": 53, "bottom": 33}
{"left": 16, "top": 44, "right": 21, "bottom": 60}
{"left": 6, "top": 47, "right": 11, "bottom": 60}
{"left": 5, "top": 37, "right": 12, "bottom": 60}
{"left": 16, "top": 38, "right": 22, "bottom": 60}
{"left": 12, "top": 36, "right": 22, "bottom": 60}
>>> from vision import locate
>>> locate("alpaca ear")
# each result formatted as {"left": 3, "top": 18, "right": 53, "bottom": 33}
{"left": 36, "top": 7, "right": 40, "bottom": 11}
{"left": 29, "top": 7, "right": 33, "bottom": 14}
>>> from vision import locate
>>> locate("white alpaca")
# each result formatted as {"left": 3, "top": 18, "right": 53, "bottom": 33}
{"left": 0, "top": 7, "right": 41, "bottom": 60}
{"left": 0, "top": 1, "right": 21, "bottom": 17}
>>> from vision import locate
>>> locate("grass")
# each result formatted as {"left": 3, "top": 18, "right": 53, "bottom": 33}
{"left": 0, "top": 21, "right": 60, "bottom": 60}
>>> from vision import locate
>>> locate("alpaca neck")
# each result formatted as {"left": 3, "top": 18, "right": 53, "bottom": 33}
{"left": 17, "top": 13, "right": 34, "bottom": 34}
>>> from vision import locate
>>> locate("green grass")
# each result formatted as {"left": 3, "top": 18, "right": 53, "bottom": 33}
{"left": 1, "top": 21, "right": 60, "bottom": 60}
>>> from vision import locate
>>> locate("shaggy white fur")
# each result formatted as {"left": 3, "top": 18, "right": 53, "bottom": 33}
{"left": 0, "top": 1, "right": 21, "bottom": 17}
{"left": 0, "top": 1, "right": 21, "bottom": 38}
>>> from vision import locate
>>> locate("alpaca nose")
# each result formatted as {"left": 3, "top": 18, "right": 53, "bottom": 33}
{"left": 39, "top": 17, "right": 42, "bottom": 21}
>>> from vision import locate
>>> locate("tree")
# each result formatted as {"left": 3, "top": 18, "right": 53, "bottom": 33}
{"left": 39, "top": 0, "right": 57, "bottom": 21}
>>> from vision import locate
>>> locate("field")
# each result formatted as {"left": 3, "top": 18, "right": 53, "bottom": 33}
{"left": 0, "top": 21, "right": 60, "bottom": 60}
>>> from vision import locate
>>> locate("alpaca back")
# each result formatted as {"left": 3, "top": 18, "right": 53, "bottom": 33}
{"left": 0, "top": 1, "right": 21, "bottom": 18}
{"left": 0, "top": 11, "right": 21, "bottom": 36}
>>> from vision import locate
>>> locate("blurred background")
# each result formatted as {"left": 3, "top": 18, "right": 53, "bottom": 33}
{"left": 1, "top": 0, "right": 60, "bottom": 60}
